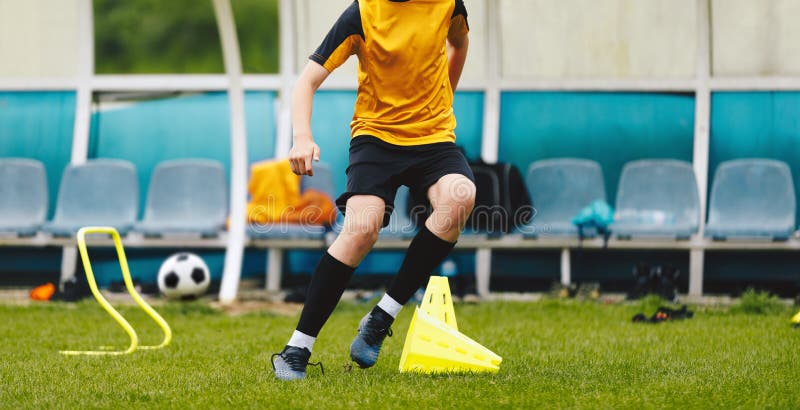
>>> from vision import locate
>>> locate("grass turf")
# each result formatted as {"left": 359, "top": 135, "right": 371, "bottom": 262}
{"left": 1, "top": 297, "right": 799, "bottom": 409}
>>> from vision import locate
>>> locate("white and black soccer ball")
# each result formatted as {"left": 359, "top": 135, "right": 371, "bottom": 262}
{"left": 157, "top": 253, "right": 211, "bottom": 300}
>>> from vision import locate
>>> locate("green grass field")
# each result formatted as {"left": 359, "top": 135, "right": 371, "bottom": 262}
{"left": 2, "top": 296, "right": 799, "bottom": 409}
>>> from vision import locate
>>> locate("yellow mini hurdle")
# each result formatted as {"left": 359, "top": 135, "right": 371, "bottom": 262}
{"left": 60, "top": 226, "right": 172, "bottom": 356}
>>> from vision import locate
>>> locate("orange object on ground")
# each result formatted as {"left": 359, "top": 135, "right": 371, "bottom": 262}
{"left": 30, "top": 282, "right": 56, "bottom": 301}
{"left": 246, "top": 159, "right": 336, "bottom": 226}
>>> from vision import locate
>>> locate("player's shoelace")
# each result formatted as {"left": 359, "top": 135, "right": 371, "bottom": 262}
{"left": 271, "top": 347, "right": 324, "bottom": 375}
{"left": 361, "top": 314, "right": 393, "bottom": 346}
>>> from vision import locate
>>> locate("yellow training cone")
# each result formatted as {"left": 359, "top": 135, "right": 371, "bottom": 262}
{"left": 420, "top": 276, "right": 458, "bottom": 330}
{"left": 399, "top": 308, "right": 502, "bottom": 374}
{"left": 792, "top": 310, "right": 800, "bottom": 324}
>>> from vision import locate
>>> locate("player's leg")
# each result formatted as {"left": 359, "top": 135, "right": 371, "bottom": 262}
{"left": 384, "top": 173, "right": 476, "bottom": 308}
{"left": 273, "top": 195, "right": 385, "bottom": 381}
{"left": 350, "top": 147, "right": 476, "bottom": 369}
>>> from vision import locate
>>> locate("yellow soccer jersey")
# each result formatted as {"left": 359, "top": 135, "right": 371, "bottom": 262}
{"left": 309, "top": 0, "right": 469, "bottom": 146}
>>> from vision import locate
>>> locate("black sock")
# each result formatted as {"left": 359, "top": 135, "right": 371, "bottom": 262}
{"left": 386, "top": 226, "right": 456, "bottom": 305}
{"left": 296, "top": 252, "right": 356, "bottom": 337}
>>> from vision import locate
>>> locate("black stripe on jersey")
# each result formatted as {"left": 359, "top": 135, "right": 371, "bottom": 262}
{"left": 309, "top": 1, "right": 364, "bottom": 66}
{"left": 453, "top": 0, "right": 469, "bottom": 30}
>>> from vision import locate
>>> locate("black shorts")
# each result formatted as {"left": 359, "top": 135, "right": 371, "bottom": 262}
{"left": 336, "top": 136, "right": 475, "bottom": 227}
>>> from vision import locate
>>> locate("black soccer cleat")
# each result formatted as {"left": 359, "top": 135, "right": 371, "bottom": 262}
{"left": 349, "top": 307, "right": 394, "bottom": 369}
{"left": 271, "top": 346, "right": 323, "bottom": 381}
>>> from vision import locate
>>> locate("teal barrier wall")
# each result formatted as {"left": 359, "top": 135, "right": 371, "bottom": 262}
{"left": 498, "top": 92, "right": 696, "bottom": 204}
{"left": 494, "top": 92, "right": 695, "bottom": 287}
{"left": 89, "top": 91, "right": 277, "bottom": 212}
{"left": 83, "top": 91, "right": 277, "bottom": 285}
{"left": 3, "top": 89, "right": 799, "bottom": 292}
{"left": 704, "top": 92, "right": 800, "bottom": 292}
{"left": 0, "top": 91, "right": 76, "bottom": 217}
{"left": 710, "top": 92, "right": 800, "bottom": 221}
{"left": 453, "top": 91, "right": 484, "bottom": 162}
{"left": 0, "top": 92, "right": 76, "bottom": 283}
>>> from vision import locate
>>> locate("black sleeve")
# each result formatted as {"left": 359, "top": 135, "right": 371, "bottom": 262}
{"left": 309, "top": 1, "right": 364, "bottom": 68}
{"left": 453, "top": 0, "right": 469, "bottom": 29}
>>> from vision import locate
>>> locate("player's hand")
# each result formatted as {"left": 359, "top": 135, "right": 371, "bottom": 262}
{"left": 289, "top": 137, "right": 321, "bottom": 176}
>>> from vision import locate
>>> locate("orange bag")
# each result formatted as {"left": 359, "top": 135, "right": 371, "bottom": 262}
{"left": 245, "top": 159, "right": 337, "bottom": 226}
{"left": 30, "top": 282, "right": 56, "bottom": 301}
{"left": 282, "top": 189, "right": 338, "bottom": 226}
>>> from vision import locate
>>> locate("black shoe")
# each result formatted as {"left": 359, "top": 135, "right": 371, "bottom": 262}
{"left": 627, "top": 263, "right": 653, "bottom": 300}
{"left": 349, "top": 307, "right": 394, "bottom": 368}
{"left": 271, "top": 346, "right": 323, "bottom": 381}
{"left": 52, "top": 276, "right": 91, "bottom": 302}
{"left": 657, "top": 265, "right": 680, "bottom": 303}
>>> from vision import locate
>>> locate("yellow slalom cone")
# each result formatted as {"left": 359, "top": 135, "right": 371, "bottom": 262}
{"left": 420, "top": 276, "right": 458, "bottom": 330}
{"left": 60, "top": 227, "right": 172, "bottom": 356}
{"left": 399, "top": 308, "right": 502, "bottom": 374}
{"left": 791, "top": 310, "right": 800, "bottom": 324}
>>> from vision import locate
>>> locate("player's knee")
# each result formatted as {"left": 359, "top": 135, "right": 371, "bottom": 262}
{"left": 431, "top": 198, "right": 475, "bottom": 234}
{"left": 443, "top": 178, "right": 476, "bottom": 215}
{"left": 340, "top": 221, "right": 380, "bottom": 252}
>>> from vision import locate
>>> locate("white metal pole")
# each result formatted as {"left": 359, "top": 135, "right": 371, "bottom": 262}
{"left": 275, "top": 0, "right": 296, "bottom": 158}
{"left": 473, "top": 0, "right": 502, "bottom": 298}
{"left": 480, "top": 0, "right": 500, "bottom": 164}
{"left": 214, "top": 0, "right": 249, "bottom": 304}
{"left": 70, "top": 0, "right": 94, "bottom": 166}
{"left": 689, "top": 0, "right": 711, "bottom": 297}
{"left": 475, "top": 248, "right": 492, "bottom": 298}
{"left": 560, "top": 248, "right": 571, "bottom": 286}
{"left": 60, "top": 0, "right": 95, "bottom": 288}
{"left": 262, "top": 0, "right": 297, "bottom": 291}
{"left": 266, "top": 248, "right": 283, "bottom": 291}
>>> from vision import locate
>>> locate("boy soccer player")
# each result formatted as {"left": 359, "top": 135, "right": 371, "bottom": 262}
{"left": 272, "top": 0, "right": 473, "bottom": 381}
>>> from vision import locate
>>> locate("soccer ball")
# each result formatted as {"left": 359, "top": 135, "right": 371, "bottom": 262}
{"left": 157, "top": 253, "right": 211, "bottom": 300}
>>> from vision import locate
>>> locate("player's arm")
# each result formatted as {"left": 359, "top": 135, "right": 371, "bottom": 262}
{"left": 289, "top": 1, "right": 362, "bottom": 176}
{"left": 289, "top": 61, "right": 329, "bottom": 176}
{"left": 447, "top": 0, "right": 470, "bottom": 91}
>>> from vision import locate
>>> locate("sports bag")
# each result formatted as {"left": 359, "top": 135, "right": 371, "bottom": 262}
{"left": 465, "top": 161, "right": 532, "bottom": 234}
{"left": 408, "top": 153, "right": 532, "bottom": 234}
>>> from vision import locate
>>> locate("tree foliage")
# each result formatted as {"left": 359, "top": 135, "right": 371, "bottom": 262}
{"left": 93, "top": 0, "right": 279, "bottom": 74}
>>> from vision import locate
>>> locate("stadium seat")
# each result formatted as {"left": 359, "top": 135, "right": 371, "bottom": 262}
{"left": 705, "top": 159, "right": 796, "bottom": 241}
{"left": 381, "top": 186, "right": 417, "bottom": 239}
{"left": 43, "top": 159, "right": 139, "bottom": 237}
{"left": 248, "top": 162, "right": 334, "bottom": 240}
{"left": 611, "top": 159, "right": 699, "bottom": 239}
{"left": 516, "top": 159, "right": 606, "bottom": 238}
{"left": 135, "top": 159, "right": 228, "bottom": 237}
{"left": 0, "top": 158, "right": 48, "bottom": 236}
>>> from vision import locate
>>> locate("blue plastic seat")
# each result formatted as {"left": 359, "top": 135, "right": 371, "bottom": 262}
{"left": 611, "top": 160, "right": 699, "bottom": 239}
{"left": 705, "top": 159, "right": 796, "bottom": 240}
{"left": 516, "top": 159, "right": 606, "bottom": 238}
{"left": 248, "top": 162, "right": 334, "bottom": 240}
{"left": 381, "top": 186, "right": 418, "bottom": 239}
{"left": 43, "top": 159, "right": 139, "bottom": 237}
{"left": 135, "top": 159, "right": 228, "bottom": 237}
{"left": 0, "top": 159, "right": 48, "bottom": 236}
